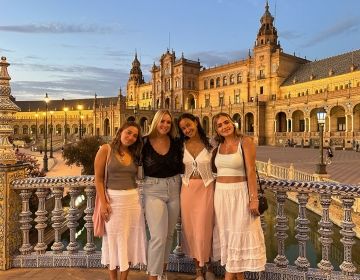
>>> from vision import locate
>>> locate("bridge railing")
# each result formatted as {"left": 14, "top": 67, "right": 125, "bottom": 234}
{"left": 10, "top": 175, "right": 360, "bottom": 279}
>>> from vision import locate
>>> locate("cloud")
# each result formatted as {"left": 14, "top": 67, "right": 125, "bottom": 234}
{"left": 302, "top": 17, "right": 360, "bottom": 48}
{"left": 187, "top": 49, "right": 248, "bottom": 67}
{"left": 0, "top": 47, "right": 14, "bottom": 52}
{"left": 10, "top": 63, "right": 131, "bottom": 100}
{"left": 0, "top": 23, "right": 113, "bottom": 34}
{"left": 280, "top": 30, "right": 303, "bottom": 40}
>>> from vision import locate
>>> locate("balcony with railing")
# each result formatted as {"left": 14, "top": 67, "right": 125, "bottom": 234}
{"left": 5, "top": 174, "right": 360, "bottom": 279}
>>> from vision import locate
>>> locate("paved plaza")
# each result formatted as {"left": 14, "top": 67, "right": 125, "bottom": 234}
{"left": 0, "top": 268, "right": 196, "bottom": 280}
{"left": 257, "top": 146, "right": 360, "bottom": 185}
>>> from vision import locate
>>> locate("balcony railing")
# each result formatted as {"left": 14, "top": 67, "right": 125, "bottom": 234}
{"left": 9, "top": 175, "right": 360, "bottom": 279}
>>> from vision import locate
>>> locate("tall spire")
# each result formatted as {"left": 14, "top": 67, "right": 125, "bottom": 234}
{"left": 255, "top": 1, "right": 279, "bottom": 50}
{"left": 0, "top": 57, "right": 20, "bottom": 164}
{"left": 129, "top": 52, "right": 144, "bottom": 84}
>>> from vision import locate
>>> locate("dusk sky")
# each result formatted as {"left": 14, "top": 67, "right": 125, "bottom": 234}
{"left": 1, "top": 0, "right": 360, "bottom": 101}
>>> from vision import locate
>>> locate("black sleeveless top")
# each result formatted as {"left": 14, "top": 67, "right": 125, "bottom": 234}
{"left": 142, "top": 136, "right": 183, "bottom": 178}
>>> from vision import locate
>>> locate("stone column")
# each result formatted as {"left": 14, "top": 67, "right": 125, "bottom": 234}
{"left": 0, "top": 56, "right": 27, "bottom": 270}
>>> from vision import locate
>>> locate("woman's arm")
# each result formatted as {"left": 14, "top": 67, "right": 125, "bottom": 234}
{"left": 242, "top": 136, "right": 260, "bottom": 215}
{"left": 94, "top": 144, "right": 112, "bottom": 221}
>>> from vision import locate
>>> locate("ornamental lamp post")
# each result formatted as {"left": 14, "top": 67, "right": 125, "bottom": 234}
{"left": 134, "top": 104, "right": 138, "bottom": 122}
{"left": 35, "top": 113, "right": 39, "bottom": 143}
{"left": 42, "top": 93, "right": 50, "bottom": 172}
{"left": 49, "top": 111, "right": 54, "bottom": 158}
{"left": 63, "top": 107, "right": 68, "bottom": 145}
{"left": 315, "top": 109, "right": 327, "bottom": 174}
{"left": 77, "top": 105, "right": 83, "bottom": 140}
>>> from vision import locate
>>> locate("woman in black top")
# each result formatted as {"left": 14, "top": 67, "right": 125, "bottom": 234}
{"left": 141, "top": 109, "right": 183, "bottom": 280}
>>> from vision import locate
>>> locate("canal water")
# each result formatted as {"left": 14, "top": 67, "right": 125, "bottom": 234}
{"left": 57, "top": 193, "right": 360, "bottom": 272}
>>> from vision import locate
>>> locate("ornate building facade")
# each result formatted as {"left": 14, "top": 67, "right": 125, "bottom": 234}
{"left": 6, "top": 1, "right": 360, "bottom": 148}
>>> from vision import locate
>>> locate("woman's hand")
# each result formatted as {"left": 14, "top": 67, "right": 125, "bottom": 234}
{"left": 249, "top": 200, "right": 260, "bottom": 216}
{"left": 100, "top": 201, "right": 112, "bottom": 222}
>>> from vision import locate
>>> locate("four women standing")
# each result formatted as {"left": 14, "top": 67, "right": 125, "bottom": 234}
{"left": 94, "top": 110, "right": 266, "bottom": 280}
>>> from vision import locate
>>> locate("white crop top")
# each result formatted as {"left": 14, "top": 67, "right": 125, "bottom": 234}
{"left": 215, "top": 142, "right": 246, "bottom": 176}
{"left": 182, "top": 146, "right": 215, "bottom": 187}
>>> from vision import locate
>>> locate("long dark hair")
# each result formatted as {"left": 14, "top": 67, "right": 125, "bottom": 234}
{"left": 110, "top": 121, "right": 142, "bottom": 163}
{"left": 212, "top": 112, "right": 242, "bottom": 144}
{"left": 177, "top": 113, "right": 212, "bottom": 151}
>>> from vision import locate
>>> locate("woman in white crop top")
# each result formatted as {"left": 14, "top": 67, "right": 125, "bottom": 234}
{"left": 177, "top": 113, "right": 216, "bottom": 280}
{"left": 212, "top": 112, "right": 266, "bottom": 280}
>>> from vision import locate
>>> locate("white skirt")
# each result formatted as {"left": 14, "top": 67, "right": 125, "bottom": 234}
{"left": 101, "top": 189, "right": 147, "bottom": 271}
{"left": 213, "top": 182, "right": 266, "bottom": 273}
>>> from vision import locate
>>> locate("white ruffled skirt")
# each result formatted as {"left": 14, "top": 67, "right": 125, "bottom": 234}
{"left": 101, "top": 189, "right": 147, "bottom": 271}
{"left": 213, "top": 182, "right": 266, "bottom": 273}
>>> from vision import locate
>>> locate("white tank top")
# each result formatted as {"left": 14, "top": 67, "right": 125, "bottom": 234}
{"left": 182, "top": 146, "right": 215, "bottom": 187}
{"left": 215, "top": 142, "right": 246, "bottom": 176}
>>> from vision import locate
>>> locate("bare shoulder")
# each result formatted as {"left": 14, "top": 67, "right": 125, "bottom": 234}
{"left": 97, "top": 143, "right": 111, "bottom": 157}
{"left": 241, "top": 136, "right": 255, "bottom": 149}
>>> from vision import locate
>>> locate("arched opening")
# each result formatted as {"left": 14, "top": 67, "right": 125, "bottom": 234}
{"left": 22, "top": 125, "right": 28, "bottom": 135}
{"left": 187, "top": 94, "right": 195, "bottom": 110}
{"left": 104, "top": 118, "right": 110, "bottom": 136}
{"left": 165, "top": 97, "right": 170, "bottom": 109}
{"left": 330, "top": 105, "right": 345, "bottom": 133}
{"left": 292, "top": 110, "right": 305, "bottom": 132}
{"left": 245, "top": 113, "right": 254, "bottom": 134}
{"left": 202, "top": 116, "right": 210, "bottom": 136}
{"left": 275, "top": 112, "right": 287, "bottom": 132}
{"left": 354, "top": 103, "right": 360, "bottom": 133}
{"left": 232, "top": 113, "right": 241, "bottom": 131}
{"left": 140, "top": 117, "right": 148, "bottom": 134}
{"left": 127, "top": 116, "right": 135, "bottom": 122}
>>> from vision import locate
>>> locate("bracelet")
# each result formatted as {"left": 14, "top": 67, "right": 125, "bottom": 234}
{"left": 249, "top": 193, "right": 258, "bottom": 199}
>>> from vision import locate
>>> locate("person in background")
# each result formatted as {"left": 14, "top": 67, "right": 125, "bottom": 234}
{"left": 141, "top": 109, "right": 183, "bottom": 280}
{"left": 177, "top": 113, "right": 216, "bottom": 280}
{"left": 212, "top": 112, "right": 266, "bottom": 280}
{"left": 94, "top": 121, "right": 147, "bottom": 280}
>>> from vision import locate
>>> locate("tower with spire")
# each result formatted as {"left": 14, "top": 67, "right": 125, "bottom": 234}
{"left": 255, "top": 0, "right": 279, "bottom": 51}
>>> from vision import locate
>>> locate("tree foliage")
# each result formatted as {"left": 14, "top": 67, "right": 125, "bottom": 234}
{"left": 16, "top": 152, "right": 46, "bottom": 177}
{"left": 62, "top": 136, "right": 105, "bottom": 175}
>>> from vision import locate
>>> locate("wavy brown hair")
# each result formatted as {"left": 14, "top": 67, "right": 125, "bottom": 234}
{"left": 110, "top": 121, "right": 142, "bottom": 164}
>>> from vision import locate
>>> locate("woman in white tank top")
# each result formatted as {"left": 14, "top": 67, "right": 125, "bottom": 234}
{"left": 178, "top": 113, "right": 216, "bottom": 280}
{"left": 212, "top": 112, "right": 266, "bottom": 280}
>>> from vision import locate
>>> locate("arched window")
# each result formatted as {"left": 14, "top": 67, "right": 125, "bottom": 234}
{"left": 223, "top": 76, "right": 227, "bottom": 86}
{"left": 210, "top": 79, "right": 214, "bottom": 89}
{"left": 230, "top": 74, "right": 235, "bottom": 85}
{"left": 237, "top": 73, "right": 242, "bottom": 83}
{"left": 216, "top": 77, "right": 220, "bottom": 87}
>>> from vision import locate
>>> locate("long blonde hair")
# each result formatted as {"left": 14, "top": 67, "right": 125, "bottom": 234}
{"left": 146, "top": 109, "right": 178, "bottom": 138}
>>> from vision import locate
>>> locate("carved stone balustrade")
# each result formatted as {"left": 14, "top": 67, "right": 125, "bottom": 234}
{"left": 9, "top": 176, "right": 360, "bottom": 280}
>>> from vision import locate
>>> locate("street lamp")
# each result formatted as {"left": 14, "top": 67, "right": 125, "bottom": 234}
{"left": 77, "top": 105, "right": 83, "bottom": 140}
{"left": 63, "top": 107, "right": 68, "bottom": 145}
{"left": 315, "top": 108, "right": 327, "bottom": 174}
{"left": 43, "top": 93, "right": 50, "bottom": 172}
{"left": 35, "top": 113, "right": 38, "bottom": 143}
{"left": 49, "top": 111, "right": 54, "bottom": 158}
{"left": 134, "top": 104, "right": 138, "bottom": 122}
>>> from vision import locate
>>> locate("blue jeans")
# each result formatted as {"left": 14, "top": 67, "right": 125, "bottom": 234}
{"left": 142, "top": 174, "right": 181, "bottom": 276}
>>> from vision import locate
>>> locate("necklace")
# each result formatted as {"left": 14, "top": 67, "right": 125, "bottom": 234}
{"left": 119, "top": 151, "right": 126, "bottom": 162}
